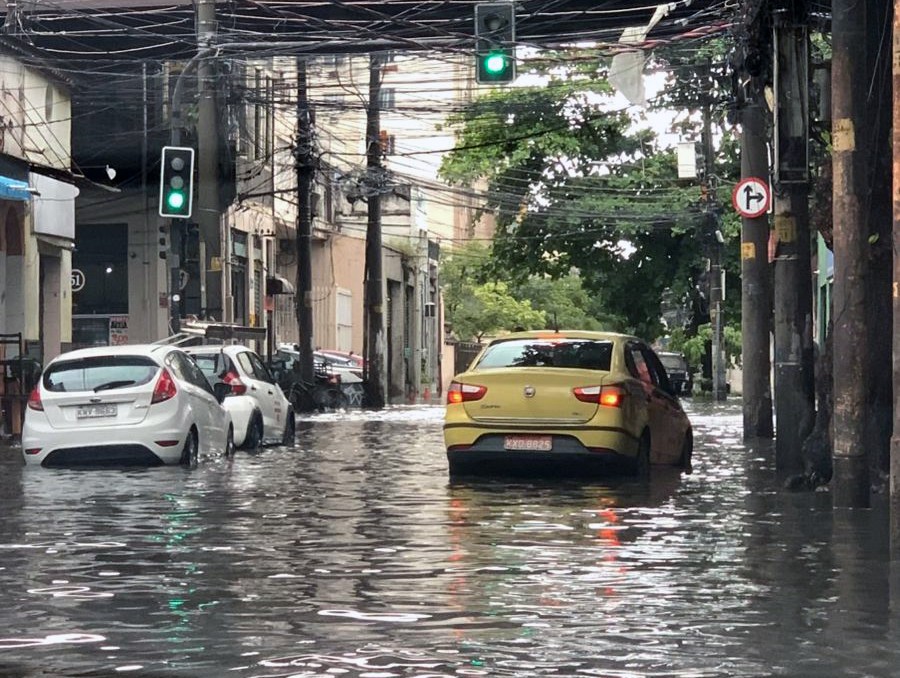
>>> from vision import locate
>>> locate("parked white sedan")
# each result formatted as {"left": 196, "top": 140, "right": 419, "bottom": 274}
{"left": 22, "top": 344, "right": 234, "bottom": 467}
{"left": 185, "top": 345, "right": 294, "bottom": 449}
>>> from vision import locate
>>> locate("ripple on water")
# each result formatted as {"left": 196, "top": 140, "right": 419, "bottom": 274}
{"left": 0, "top": 401, "right": 894, "bottom": 677}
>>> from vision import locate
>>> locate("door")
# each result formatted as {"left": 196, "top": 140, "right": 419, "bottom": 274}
{"left": 238, "top": 350, "right": 282, "bottom": 440}
{"left": 625, "top": 342, "right": 670, "bottom": 463}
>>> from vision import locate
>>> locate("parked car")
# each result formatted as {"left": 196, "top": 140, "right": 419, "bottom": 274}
{"left": 317, "top": 349, "right": 365, "bottom": 371}
{"left": 184, "top": 345, "right": 294, "bottom": 449}
{"left": 657, "top": 351, "right": 693, "bottom": 396}
{"left": 22, "top": 344, "right": 234, "bottom": 467}
{"left": 444, "top": 330, "right": 693, "bottom": 477}
{"left": 275, "top": 344, "right": 365, "bottom": 408}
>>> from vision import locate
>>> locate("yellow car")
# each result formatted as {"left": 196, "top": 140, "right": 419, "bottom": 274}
{"left": 444, "top": 331, "right": 693, "bottom": 477}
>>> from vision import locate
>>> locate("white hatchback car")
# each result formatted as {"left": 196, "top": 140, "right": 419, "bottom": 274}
{"left": 184, "top": 345, "right": 294, "bottom": 449}
{"left": 22, "top": 344, "right": 234, "bottom": 467}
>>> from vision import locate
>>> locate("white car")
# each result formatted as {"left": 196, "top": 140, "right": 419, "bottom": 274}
{"left": 22, "top": 344, "right": 234, "bottom": 467}
{"left": 184, "top": 345, "right": 294, "bottom": 449}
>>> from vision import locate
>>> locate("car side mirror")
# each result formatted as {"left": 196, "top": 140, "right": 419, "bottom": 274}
{"left": 214, "top": 382, "right": 230, "bottom": 402}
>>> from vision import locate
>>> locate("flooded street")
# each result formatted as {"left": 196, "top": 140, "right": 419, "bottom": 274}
{"left": 0, "top": 399, "right": 898, "bottom": 677}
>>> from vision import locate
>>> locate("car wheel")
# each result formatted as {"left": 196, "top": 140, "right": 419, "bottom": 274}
{"left": 282, "top": 412, "right": 296, "bottom": 446}
{"left": 225, "top": 424, "right": 236, "bottom": 457}
{"left": 242, "top": 413, "right": 263, "bottom": 450}
{"left": 632, "top": 430, "right": 651, "bottom": 479}
{"left": 180, "top": 428, "right": 199, "bottom": 468}
{"left": 678, "top": 429, "right": 693, "bottom": 470}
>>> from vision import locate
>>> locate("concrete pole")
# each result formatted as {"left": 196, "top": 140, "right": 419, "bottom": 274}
{"left": 740, "top": 96, "right": 774, "bottom": 439}
{"left": 831, "top": 0, "right": 869, "bottom": 507}
{"left": 364, "top": 53, "right": 386, "bottom": 409}
{"left": 195, "top": 0, "right": 222, "bottom": 321}
{"left": 889, "top": 0, "right": 900, "bottom": 548}
{"left": 772, "top": 7, "right": 815, "bottom": 473}
{"left": 294, "top": 58, "right": 316, "bottom": 401}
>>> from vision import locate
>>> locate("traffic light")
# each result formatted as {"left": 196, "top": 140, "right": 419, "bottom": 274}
{"left": 159, "top": 146, "right": 194, "bottom": 218}
{"left": 475, "top": 2, "right": 516, "bottom": 84}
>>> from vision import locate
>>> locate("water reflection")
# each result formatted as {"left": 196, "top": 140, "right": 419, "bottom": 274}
{"left": 0, "top": 402, "right": 898, "bottom": 677}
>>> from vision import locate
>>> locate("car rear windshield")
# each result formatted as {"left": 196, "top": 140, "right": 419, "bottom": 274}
{"left": 43, "top": 356, "right": 159, "bottom": 393}
{"left": 190, "top": 352, "right": 232, "bottom": 383}
{"left": 475, "top": 339, "right": 613, "bottom": 370}
{"left": 659, "top": 354, "right": 687, "bottom": 370}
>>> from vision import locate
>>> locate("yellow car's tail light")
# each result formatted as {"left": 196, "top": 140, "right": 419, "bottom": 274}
{"left": 573, "top": 384, "right": 625, "bottom": 407}
{"left": 447, "top": 381, "right": 487, "bottom": 404}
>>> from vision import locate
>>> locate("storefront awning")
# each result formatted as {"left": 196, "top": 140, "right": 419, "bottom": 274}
{"left": 266, "top": 274, "right": 295, "bottom": 296}
{"left": 0, "top": 175, "right": 33, "bottom": 201}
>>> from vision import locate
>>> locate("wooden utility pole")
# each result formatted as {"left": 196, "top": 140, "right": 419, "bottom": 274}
{"left": 831, "top": 0, "right": 869, "bottom": 507}
{"left": 771, "top": 4, "right": 815, "bottom": 473}
{"left": 195, "top": 0, "right": 222, "bottom": 320}
{"left": 740, "top": 94, "right": 774, "bottom": 439}
{"left": 364, "top": 54, "right": 386, "bottom": 409}
{"left": 891, "top": 0, "right": 900, "bottom": 549}
{"left": 294, "top": 58, "right": 316, "bottom": 401}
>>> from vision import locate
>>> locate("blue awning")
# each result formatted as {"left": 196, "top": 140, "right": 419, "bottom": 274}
{"left": 0, "top": 175, "right": 32, "bottom": 201}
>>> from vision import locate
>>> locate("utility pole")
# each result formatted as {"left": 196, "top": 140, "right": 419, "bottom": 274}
{"left": 195, "top": 0, "right": 222, "bottom": 321}
{"left": 364, "top": 53, "right": 386, "bottom": 409}
{"left": 740, "top": 92, "right": 774, "bottom": 439}
{"left": 701, "top": 69, "right": 726, "bottom": 402}
{"left": 294, "top": 58, "right": 316, "bottom": 405}
{"left": 890, "top": 0, "right": 900, "bottom": 550}
{"left": 771, "top": 4, "right": 815, "bottom": 473}
{"left": 831, "top": 0, "right": 869, "bottom": 507}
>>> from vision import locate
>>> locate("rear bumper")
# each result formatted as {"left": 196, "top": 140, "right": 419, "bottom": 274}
{"left": 446, "top": 432, "right": 637, "bottom": 477}
{"left": 28, "top": 444, "right": 174, "bottom": 467}
{"left": 21, "top": 424, "right": 187, "bottom": 467}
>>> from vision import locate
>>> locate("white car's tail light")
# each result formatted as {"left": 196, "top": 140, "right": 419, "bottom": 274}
{"left": 151, "top": 368, "right": 178, "bottom": 404}
{"left": 27, "top": 386, "right": 43, "bottom": 411}
{"left": 447, "top": 381, "right": 487, "bottom": 404}
{"left": 222, "top": 371, "right": 247, "bottom": 395}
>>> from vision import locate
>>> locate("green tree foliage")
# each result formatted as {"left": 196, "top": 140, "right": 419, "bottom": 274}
{"left": 512, "top": 275, "right": 622, "bottom": 331}
{"left": 452, "top": 281, "right": 546, "bottom": 342}
{"left": 439, "top": 65, "right": 707, "bottom": 341}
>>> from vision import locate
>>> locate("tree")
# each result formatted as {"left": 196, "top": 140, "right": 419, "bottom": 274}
{"left": 452, "top": 281, "right": 545, "bottom": 342}
{"left": 439, "top": 64, "right": 708, "bottom": 341}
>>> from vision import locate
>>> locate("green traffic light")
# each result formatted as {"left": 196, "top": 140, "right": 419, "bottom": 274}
{"left": 484, "top": 52, "right": 507, "bottom": 74}
{"left": 166, "top": 191, "right": 185, "bottom": 210}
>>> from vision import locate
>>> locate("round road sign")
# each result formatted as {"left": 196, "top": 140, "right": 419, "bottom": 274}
{"left": 71, "top": 268, "right": 85, "bottom": 292}
{"left": 732, "top": 177, "right": 770, "bottom": 218}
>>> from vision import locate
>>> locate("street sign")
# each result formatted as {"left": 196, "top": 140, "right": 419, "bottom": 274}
{"left": 732, "top": 177, "right": 770, "bottom": 218}
{"left": 71, "top": 268, "right": 85, "bottom": 292}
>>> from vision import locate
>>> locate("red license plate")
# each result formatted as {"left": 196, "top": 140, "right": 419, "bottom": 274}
{"left": 504, "top": 435, "right": 552, "bottom": 451}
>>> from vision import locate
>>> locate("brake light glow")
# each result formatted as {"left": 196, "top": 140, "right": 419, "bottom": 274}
{"left": 573, "top": 385, "right": 625, "bottom": 407}
{"left": 222, "top": 371, "right": 247, "bottom": 395}
{"left": 447, "top": 381, "right": 487, "bottom": 404}
{"left": 27, "top": 386, "right": 43, "bottom": 411}
{"left": 151, "top": 368, "right": 178, "bottom": 404}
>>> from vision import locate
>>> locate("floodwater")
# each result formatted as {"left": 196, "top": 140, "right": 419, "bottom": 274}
{"left": 0, "top": 399, "right": 898, "bottom": 678}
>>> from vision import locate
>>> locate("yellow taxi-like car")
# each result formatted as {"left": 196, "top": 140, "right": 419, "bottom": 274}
{"left": 444, "top": 330, "right": 693, "bottom": 477}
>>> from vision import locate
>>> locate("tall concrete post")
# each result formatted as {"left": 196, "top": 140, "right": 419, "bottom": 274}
{"left": 772, "top": 5, "right": 815, "bottom": 473}
{"left": 890, "top": 0, "right": 900, "bottom": 550}
{"left": 195, "top": 0, "right": 222, "bottom": 320}
{"left": 741, "top": 96, "right": 774, "bottom": 439}
{"left": 294, "top": 58, "right": 316, "bottom": 402}
{"left": 364, "top": 54, "right": 386, "bottom": 409}
{"left": 831, "top": 0, "right": 869, "bottom": 507}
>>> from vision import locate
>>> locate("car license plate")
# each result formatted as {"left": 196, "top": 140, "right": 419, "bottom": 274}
{"left": 76, "top": 404, "right": 117, "bottom": 419}
{"left": 504, "top": 435, "right": 552, "bottom": 451}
